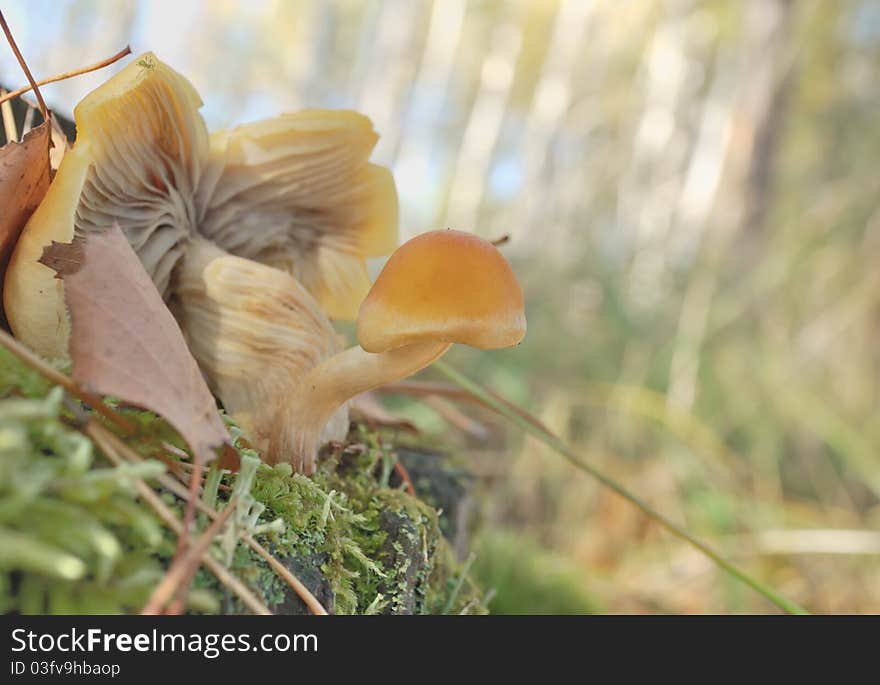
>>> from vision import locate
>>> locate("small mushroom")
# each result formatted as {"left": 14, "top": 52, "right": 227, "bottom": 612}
{"left": 169, "top": 229, "right": 524, "bottom": 472}
{"left": 4, "top": 52, "right": 397, "bottom": 361}
{"left": 272, "top": 229, "right": 527, "bottom": 473}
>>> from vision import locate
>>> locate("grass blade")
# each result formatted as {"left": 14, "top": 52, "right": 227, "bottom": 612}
{"left": 433, "top": 360, "right": 808, "bottom": 616}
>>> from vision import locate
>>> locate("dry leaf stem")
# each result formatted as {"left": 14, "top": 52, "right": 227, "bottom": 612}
{"left": 0, "top": 328, "right": 133, "bottom": 432}
{"left": 0, "top": 89, "right": 17, "bottom": 142}
{"left": 0, "top": 45, "right": 132, "bottom": 107}
{"left": 377, "top": 379, "right": 553, "bottom": 434}
{"left": 141, "top": 498, "right": 238, "bottom": 615}
{"left": 84, "top": 420, "right": 271, "bottom": 615}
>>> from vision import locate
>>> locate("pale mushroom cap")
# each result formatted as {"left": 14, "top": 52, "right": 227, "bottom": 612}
{"left": 5, "top": 52, "right": 399, "bottom": 362}
{"left": 356, "top": 230, "right": 526, "bottom": 353}
{"left": 203, "top": 109, "right": 399, "bottom": 320}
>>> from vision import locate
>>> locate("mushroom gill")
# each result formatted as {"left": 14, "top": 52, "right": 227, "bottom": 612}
{"left": 4, "top": 52, "right": 398, "bottom": 464}
{"left": 5, "top": 52, "right": 398, "bottom": 362}
{"left": 203, "top": 111, "right": 398, "bottom": 319}
{"left": 5, "top": 56, "right": 209, "bottom": 359}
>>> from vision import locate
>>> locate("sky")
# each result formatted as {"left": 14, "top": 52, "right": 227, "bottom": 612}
{"left": 2, "top": 0, "right": 506, "bottom": 243}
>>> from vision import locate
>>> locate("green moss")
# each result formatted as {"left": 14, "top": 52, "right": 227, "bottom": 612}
{"left": 241, "top": 435, "right": 486, "bottom": 614}
{"left": 0, "top": 348, "right": 177, "bottom": 614}
{"left": 0, "top": 346, "right": 485, "bottom": 615}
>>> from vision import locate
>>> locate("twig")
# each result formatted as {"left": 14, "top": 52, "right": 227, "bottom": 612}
{"left": 423, "top": 394, "right": 489, "bottom": 440}
{"left": 173, "top": 454, "right": 204, "bottom": 583}
{"left": 92, "top": 423, "right": 328, "bottom": 615}
{"left": 490, "top": 234, "right": 511, "bottom": 246}
{"left": 0, "top": 329, "right": 133, "bottom": 433}
{"left": 167, "top": 444, "right": 209, "bottom": 612}
{"left": 156, "top": 451, "right": 232, "bottom": 493}
{"left": 21, "top": 104, "right": 34, "bottom": 135}
{"left": 243, "top": 537, "right": 329, "bottom": 616}
{"left": 14, "top": 91, "right": 71, "bottom": 151}
{"left": 142, "top": 498, "right": 238, "bottom": 615}
{"left": 83, "top": 420, "right": 270, "bottom": 615}
{"left": 154, "top": 449, "right": 192, "bottom": 481}
{"left": 0, "top": 10, "right": 48, "bottom": 120}
{"left": 393, "top": 461, "right": 417, "bottom": 497}
{"left": 0, "top": 45, "right": 131, "bottom": 107}
{"left": 443, "top": 552, "right": 476, "bottom": 614}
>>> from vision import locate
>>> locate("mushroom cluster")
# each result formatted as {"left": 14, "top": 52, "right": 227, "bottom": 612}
{"left": 5, "top": 53, "right": 526, "bottom": 474}
{"left": 178, "top": 228, "right": 526, "bottom": 472}
{"left": 5, "top": 53, "right": 397, "bottom": 356}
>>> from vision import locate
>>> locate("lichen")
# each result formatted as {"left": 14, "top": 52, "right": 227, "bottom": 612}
{"left": 233, "top": 432, "right": 487, "bottom": 614}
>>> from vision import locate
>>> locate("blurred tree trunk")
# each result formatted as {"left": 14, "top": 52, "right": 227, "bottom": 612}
{"left": 737, "top": 0, "right": 796, "bottom": 257}
{"left": 668, "top": 0, "right": 798, "bottom": 411}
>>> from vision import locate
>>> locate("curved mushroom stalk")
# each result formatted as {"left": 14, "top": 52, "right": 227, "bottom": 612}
{"left": 174, "top": 239, "right": 451, "bottom": 473}
{"left": 275, "top": 341, "right": 451, "bottom": 473}
{"left": 172, "top": 239, "right": 350, "bottom": 462}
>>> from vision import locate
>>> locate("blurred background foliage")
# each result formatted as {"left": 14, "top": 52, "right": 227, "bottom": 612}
{"left": 3, "top": 0, "right": 879, "bottom": 613}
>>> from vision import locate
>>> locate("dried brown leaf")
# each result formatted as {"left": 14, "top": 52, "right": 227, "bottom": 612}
{"left": 350, "top": 391, "right": 419, "bottom": 434}
{"left": 39, "top": 223, "right": 231, "bottom": 466}
{"left": 0, "top": 120, "right": 50, "bottom": 294}
{"left": 38, "top": 233, "right": 83, "bottom": 276}
{"left": 423, "top": 395, "right": 490, "bottom": 440}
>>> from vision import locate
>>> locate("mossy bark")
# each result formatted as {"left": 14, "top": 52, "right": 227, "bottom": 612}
{"left": 216, "top": 440, "right": 485, "bottom": 615}
{"left": 0, "top": 346, "right": 486, "bottom": 615}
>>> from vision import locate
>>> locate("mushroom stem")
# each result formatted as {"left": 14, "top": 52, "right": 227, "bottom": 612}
{"left": 304, "top": 341, "right": 452, "bottom": 408}
{"left": 172, "top": 238, "right": 450, "bottom": 474}
{"left": 173, "top": 239, "right": 349, "bottom": 463}
{"left": 275, "top": 341, "right": 451, "bottom": 473}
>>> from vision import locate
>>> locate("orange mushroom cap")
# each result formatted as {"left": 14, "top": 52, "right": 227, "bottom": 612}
{"left": 357, "top": 229, "right": 526, "bottom": 353}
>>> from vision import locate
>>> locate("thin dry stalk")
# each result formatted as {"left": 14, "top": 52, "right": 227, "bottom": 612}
{"left": 0, "top": 10, "right": 48, "bottom": 119}
{"left": 0, "top": 329, "right": 133, "bottom": 433}
{"left": 1, "top": 89, "right": 17, "bottom": 141}
{"left": 0, "top": 46, "right": 131, "bottom": 107}
{"left": 173, "top": 456, "right": 204, "bottom": 585}
{"left": 423, "top": 394, "right": 489, "bottom": 439}
{"left": 93, "top": 423, "right": 328, "bottom": 615}
{"left": 141, "top": 498, "right": 238, "bottom": 615}
{"left": 167, "top": 449, "right": 209, "bottom": 613}
{"left": 378, "top": 379, "right": 554, "bottom": 434}
{"left": 21, "top": 104, "right": 33, "bottom": 135}
{"left": 393, "top": 460, "right": 417, "bottom": 497}
{"left": 243, "top": 537, "right": 329, "bottom": 616}
{"left": 84, "top": 421, "right": 270, "bottom": 615}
